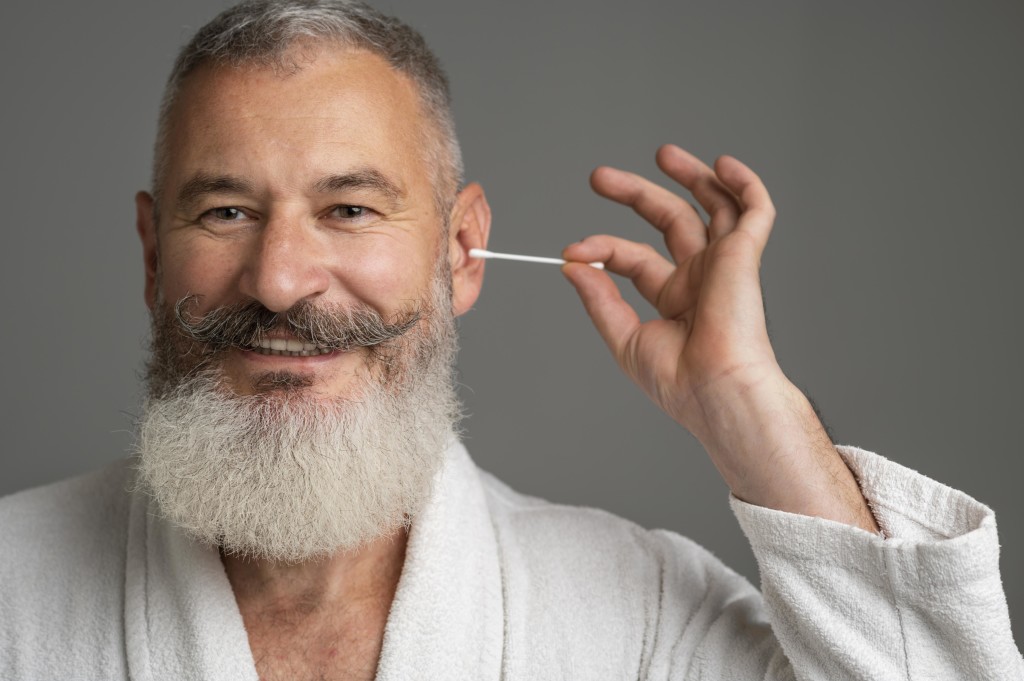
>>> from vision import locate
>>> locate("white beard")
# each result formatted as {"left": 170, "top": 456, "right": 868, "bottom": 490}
{"left": 133, "top": 275, "right": 461, "bottom": 563}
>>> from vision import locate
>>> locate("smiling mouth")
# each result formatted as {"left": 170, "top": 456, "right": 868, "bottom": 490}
{"left": 245, "top": 338, "right": 336, "bottom": 357}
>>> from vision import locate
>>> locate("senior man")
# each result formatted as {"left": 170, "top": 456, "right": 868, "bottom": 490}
{"left": 1, "top": 1, "right": 1020, "bottom": 679}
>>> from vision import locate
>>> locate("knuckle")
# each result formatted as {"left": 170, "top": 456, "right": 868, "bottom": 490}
{"left": 665, "top": 203, "right": 694, "bottom": 229}
{"left": 712, "top": 203, "right": 737, "bottom": 221}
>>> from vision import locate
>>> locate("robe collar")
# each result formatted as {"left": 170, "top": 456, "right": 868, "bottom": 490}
{"left": 124, "top": 441, "right": 505, "bottom": 680}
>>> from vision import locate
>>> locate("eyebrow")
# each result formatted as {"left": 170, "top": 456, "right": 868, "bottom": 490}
{"left": 313, "top": 169, "right": 406, "bottom": 208}
{"left": 173, "top": 168, "right": 407, "bottom": 214}
{"left": 175, "top": 173, "right": 255, "bottom": 214}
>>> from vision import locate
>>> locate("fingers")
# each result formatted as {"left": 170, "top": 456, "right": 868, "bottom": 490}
{"left": 589, "top": 166, "right": 708, "bottom": 264}
{"left": 655, "top": 145, "right": 742, "bottom": 242}
{"left": 595, "top": 146, "right": 776, "bottom": 256}
{"left": 574, "top": 149, "right": 775, "bottom": 328}
{"left": 563, "top": 235, "right": 674, "bottom": 307}
{"left": 712, "top": 155, "right": 776, "bottom": 253}
{"left": 561, "top": 260, "right": 640, "bottom": 362}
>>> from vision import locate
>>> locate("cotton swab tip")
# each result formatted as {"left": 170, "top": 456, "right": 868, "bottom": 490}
{"left": 469, "top": 248, "right": 604, "bottom": 270}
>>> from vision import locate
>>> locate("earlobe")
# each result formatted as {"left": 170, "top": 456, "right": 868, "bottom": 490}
{"left": 448, "top": 182, "right": 491, "bottom": 317}
{"left": 136, "top": 191, "right": 159, "bottom": 311}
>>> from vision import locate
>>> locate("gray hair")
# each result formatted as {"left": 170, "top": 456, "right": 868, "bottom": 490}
{"left": 152, "top": 0, "right": 463, "bottom": 220}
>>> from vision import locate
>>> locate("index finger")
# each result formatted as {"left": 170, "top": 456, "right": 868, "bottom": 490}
{"left": 589, "top": 165, "right": 708, "bottom": 264}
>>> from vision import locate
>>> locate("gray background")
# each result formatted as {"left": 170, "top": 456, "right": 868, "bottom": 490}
{"left": 2, "top": 0, "right": 1021, "bottom": 644}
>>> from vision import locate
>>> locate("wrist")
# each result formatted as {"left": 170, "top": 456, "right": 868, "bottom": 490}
{"left": 690, "top": 371, "right": 809, "bottom": 491}
{"left": 692, "top": 373, "right": 878, "bottom": 531}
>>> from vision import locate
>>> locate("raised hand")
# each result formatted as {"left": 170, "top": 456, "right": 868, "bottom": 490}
{"left": 562, "top": 145, "right": 878, "bottom": 531}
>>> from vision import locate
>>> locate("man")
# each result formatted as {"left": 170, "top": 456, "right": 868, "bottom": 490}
{"left": 0, "top": 1, "right": 1019, "bottom": 679}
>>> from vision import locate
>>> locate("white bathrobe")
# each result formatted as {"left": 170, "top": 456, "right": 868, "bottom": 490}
{"left": 0, "top": 442, "right": 1020, "bottom": 680}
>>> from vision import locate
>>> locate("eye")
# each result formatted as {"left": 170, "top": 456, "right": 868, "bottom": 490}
{"left": 201, "top": 206, "right": 250, "bottom": 222}
{"left": 328, "top": 205, "right": 374, "bottom": 220}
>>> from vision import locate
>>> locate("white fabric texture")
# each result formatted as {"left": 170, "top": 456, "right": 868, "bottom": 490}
{"left": 0, "top": 442, "right": 1020, "bottom": 680}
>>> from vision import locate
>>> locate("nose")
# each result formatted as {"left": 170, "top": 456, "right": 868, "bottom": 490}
{"left": 237, "top": 215, "right": 331, "bottom": 312}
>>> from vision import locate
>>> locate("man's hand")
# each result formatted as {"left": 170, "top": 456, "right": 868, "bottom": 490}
{"left": 562, "top": 145, "right": 879, "bottom": 533}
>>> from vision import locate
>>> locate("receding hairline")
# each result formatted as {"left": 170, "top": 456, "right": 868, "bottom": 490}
{"left": 150, "top": 0, "right": 464, "bottom": 224}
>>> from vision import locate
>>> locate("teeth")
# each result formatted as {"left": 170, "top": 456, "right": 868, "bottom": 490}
{"left": 250, "top": 338, "right": 332, "bottom": 356}
{"left": 249, "top": 346, "right": 334, "bottom": 357}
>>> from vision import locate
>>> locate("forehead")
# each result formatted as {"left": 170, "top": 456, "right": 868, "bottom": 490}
{"left": 161, "top": 47, "right": 430, "bottom": 199}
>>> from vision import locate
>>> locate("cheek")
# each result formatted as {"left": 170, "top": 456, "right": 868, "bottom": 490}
{"left": 157, "top": 240, "right": 241, "bottom": 305}
{"left": 335, "top": 238, "right": 436, "bottom": 310}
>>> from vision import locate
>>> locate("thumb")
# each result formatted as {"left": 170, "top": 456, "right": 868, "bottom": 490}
{"left": 562, "top": 262, "right": 640, "bottom": 362}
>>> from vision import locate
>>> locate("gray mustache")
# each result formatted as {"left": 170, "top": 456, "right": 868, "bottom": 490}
{"left": 173, "top": 295, "right": 422, "bottom": 352}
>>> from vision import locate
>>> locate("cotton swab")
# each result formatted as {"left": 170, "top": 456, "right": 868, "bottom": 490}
{"left": 469, "top": 248, "right": 605, "bottom": 270}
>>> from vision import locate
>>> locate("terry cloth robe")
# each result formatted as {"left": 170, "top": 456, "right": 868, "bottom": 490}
{"left": 0, "top": 442, "right": 1021, "bottom": 680}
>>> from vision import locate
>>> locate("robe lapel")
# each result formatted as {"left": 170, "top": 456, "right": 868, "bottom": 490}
{"left": 124, "top": 486, "right": 259, "bottom": 681}
{"left": 123, "top": 440, "right": 503, "bottom": 680}
{"left": 374, "top": 441, "right": 506, "bottom": 680}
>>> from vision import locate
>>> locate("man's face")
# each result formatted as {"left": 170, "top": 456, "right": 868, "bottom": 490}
{"left": 131, "top": 48, "right": 490, "bottom": 560}
{"left": 141, "top": 47, "right": 463, "bottom": 398}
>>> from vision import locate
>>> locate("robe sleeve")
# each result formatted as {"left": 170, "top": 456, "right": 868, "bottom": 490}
{"left": 717, "top": 445, "right": 1024, "bottom": 680}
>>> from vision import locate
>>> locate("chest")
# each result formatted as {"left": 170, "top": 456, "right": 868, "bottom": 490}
{"left": 244, "top": 602, "right": 391, "bottom": 681}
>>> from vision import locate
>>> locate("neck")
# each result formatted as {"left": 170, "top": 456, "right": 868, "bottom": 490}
{"left": 220, "top": 526, "right": 409, "bottom": 623}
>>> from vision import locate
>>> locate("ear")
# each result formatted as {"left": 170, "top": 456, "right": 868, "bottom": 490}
{"left": 136, "top": 191, "right": 159, "bottom": 311}
{"left": 447, "top": 182, "right": 491, "bottom": 317}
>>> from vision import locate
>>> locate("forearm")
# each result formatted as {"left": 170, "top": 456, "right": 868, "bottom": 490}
{"left": 693, "top": 372, "right": 879, "bottom": 533}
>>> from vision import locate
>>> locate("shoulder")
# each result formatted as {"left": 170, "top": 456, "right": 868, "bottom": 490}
{"left": 475, "top": 466, "right": 766, "bottom": 677}
{"left": 0, "top": 460, "right": 134, "bottom": 674}
{"left": 478, "top": 465, "right": 746, "bottom": 588}
{"left": 0, "top": 458, "right": 135, "bottom": 559}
